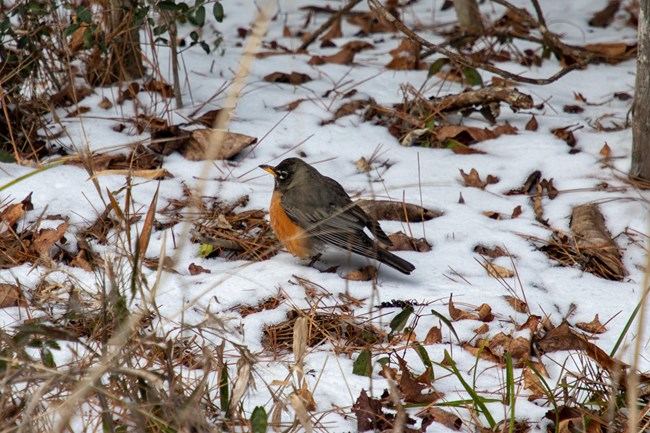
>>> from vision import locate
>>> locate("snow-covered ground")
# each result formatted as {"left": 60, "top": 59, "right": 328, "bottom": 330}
{"left": 0, "top": 0, "right": 647, "bottom": 431}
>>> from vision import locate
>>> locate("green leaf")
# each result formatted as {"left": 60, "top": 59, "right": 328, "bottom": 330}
{"left": 190, "top": 31, "right": 199, "bottom": 42}
{"left": 463, "top": 66, "right": 483, "bottom": 86}
{"left": 250, "top": 406, "right": 268, "bottom": 433}
{"left": 430, "top": 309, "right": 460, "bottom": 343}
{"left": 194, "top": 5, "right": 206, "bottom": 26}
{"left": 199, "top": 243, "right": 213, "bottom": 257}
{"left": 428, "top": 58, "right": 447, "bottom": 77}
{"left": 0, "top": 149, "right": 16, "bottom": 163}
{"left": 413, "top": 342, "right": 432, "bottom": 372}
{"left": 75, "top": 6, "right": 93, "bottom": 23}
{"left": 352, "top": 349, "right": 372, "bottom": 377}
{"left": 213, "top": 2, "right": 224, "bottom": 22}
{"left": 389, "top": 305, "right": 413, "bottom": 335}
{"left": 158, "top": 1, "right": 179, "bottom": 11}
{"left": 64, "top": 23, "right": 80, "bottom": 37}
{"left": 200, "top": 41, "right": 210, "bottom": 54}
{"left": 41, "top": 348, "right": 56, "bottom": 368}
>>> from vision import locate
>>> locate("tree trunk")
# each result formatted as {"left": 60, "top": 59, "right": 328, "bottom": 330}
{"left": 631, "top": 1, "right": 650, "bottom": 180}
{"left": 452, "top": 0, "right": 484, "bottom": 35}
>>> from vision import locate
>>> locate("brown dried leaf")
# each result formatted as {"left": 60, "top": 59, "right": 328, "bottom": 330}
{"left": 66, "top": 106, "right": 91, "bottom": 117}
{"left": 462, "top": 342, "right": 501, "bottom": 363}
{"left": 98, "top": 97, "right": 113, "bottom": 110}
{"left": 525, "top": 115, "right": 538, "bottom": 131}
{"left": 474, "top": 244, "right": 506, "bottom": 258}
{"left": 184, "top": 129, "right": 257, "bottom": 161}
{"left": 143, "top": 79, "right": 174, "bottom": 98}
{"left": 344, "top": 265, "right": 377, "bottom": 281}
{"left": 347, "top": 12, "right": 395, "bottom": 33}
{"left": 421, "top": 407, "right": 463, "bottom": 431}
{"left": 486, "top": 262, "right": 514, "bottom": 279}
{"left": 504, "top": 295, "right": 528, "bottom": 313}
{"left": 460, "top": 168, "right": 487, "bottom": 189}
{"left": 275, "top": 99, "right": 306, "bottom": 111}
{"left": 386, "top": 39, "right": 421, "bottom": 70}
{"left": 600, "top": 143, "right": 612, "bottom": 158}
{"left": 523, "top": 365, "right": 547, "bottom": 400}
{"left": 476, "top": 304, "right": 494, "bottom": 322}
{"left": 490, "top": 333, "right": 531, "bottom": 360}
{"left": 0, "top": 283, "right": 24, "bottom": 308}
{"left": 357, "top": 200, "right": 441, "bottom": 222}
{"left": 352, "top": 390, "right": 391, "bottom": 432}
{"left": 589, "top": 0, "right": 621, "bottom": 27}
{"left": 33, "top": 222, "right": 68, "bottom": 256}
{"left": 321, "top": 17, "right": 342, "bottom": 41}
{"left": 576, "top": 314, "right": 607, "bottom": 334}
{"left": 511, "top": 205, "right": 523, "bottom": 218}
{"left": 117, "top": 82, "right": 141, "bottom": 104}
{"left": 474, "top": 323, "right": 490, "bottom": 335}
{"left": 551, "top": 126, "right": 577, "bottom": 147}
{"left": 424, "top": 326, "right": 442, "bottom": 344}
{"left": 386, "top": 231, "right": 431, "bottom": 252}
{"left": 263, "top": 71, "right": 312, "bottom": 85}
{"left": 1, "top": 194, "right": 32, "bottom": 230}
{"left": 518, "top": 315, "right": 541, "bottom": 332}
{"left": 563, "top": 104, "right": 584, "bottom": 114}
{"left": 449, "top": 295, "right": 478, "bottom": 321}
{"left": 570, "top": 204, "right": 626, "bottom": 279}
{"left": 398, "top": 357, "right": 441, "bottom": 404}
{"left": 308, "top": 47, "right": 356, "bottom": 65}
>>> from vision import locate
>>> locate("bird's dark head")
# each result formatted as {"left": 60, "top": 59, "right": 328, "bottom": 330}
{"left": 259, "top": 158, "right": 311, "bottom": 192}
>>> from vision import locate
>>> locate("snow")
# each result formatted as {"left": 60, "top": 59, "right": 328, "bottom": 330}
{"left": 0, "top": 0, "right": 648, "bottom": 431}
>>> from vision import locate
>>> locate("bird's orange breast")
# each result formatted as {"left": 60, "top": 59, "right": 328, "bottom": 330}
{"left": 269, "top": 190, "right": 312, "bottom": 259}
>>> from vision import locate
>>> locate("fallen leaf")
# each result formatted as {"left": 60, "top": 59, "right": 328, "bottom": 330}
{"left": 504, "top": 295, "right": 528, "bottom": 313}
{"left": 386, "top": 231, "right": 431, "bottom": 252}
{"left": 424, "top": 326, "right": 442, "bottom": 344}
{"left": 357, "top": 200, "right": 442, "bottom": 222}
{"left": 474, "top": 323, "right": 489, "bottom": 335}
{"left": 570, "top": 204, "right": 626, "bottom": 280}
{"left": 476, "top": 304, "right": 494, "bottom": 322}
{"left": 518, "top": 315, "right": 541, "bottom": 332}
{"left": 308, "top": 46, "right": 356, "bottom": 65}
{"left": 600, "top": 143, "right": 611, "bottom": 158}
{"left": 352, "top": 390, "right": 392, "bottom": 432}
{"left": 486, "top": 262, "right": 514, "bottom": 279}
{"left": 552, "top": 126, "right": 577, "bottom": 147}
{"left": 397, "top": 357, "right": 442, "bottom": 404}
{"left": 321, "top": 17, "right": 342, "bottom": 41}
{"left": 462, "top": 342, "right": 501, "bottom": 363}
{"left": 449, "top": 295, "right": 478, "bottom": 321}
{"left": 511, "top": 205, "right": 523, "bottom": 218}
{"left": 474, "top": 244, "right": 506, "bottom": 258}
{"left": 386, "top": 39, "right": 421, "bottom": 70}
{"left": 525, "top": 115, "right": 538, "bottom": 131}
{"left": 421, "top": 407, "right": 463, "bottom": 431}
{"left": 486, "top": 332, "right": 531, "bottom": 360}
{"left": 563, "top": 104, "right": 584, "bottom": 114}
{"left": 263, "top": 71, "right": 312, "bottom": 85}
{"left": 576, "top": 314, "right": 607, "bottom": 334}
{"left": 344, "top": 265, "right": 377, "bottom": 281}
{"left": 589, "top": 0, "right": 621, "bottom": 27}
{"left": 523, "top": 365, "right": 547, "bottom": 400}
{"left": 143, "top": 78, "right": 174, "bottom": 97}
{"left": 189, "top": 263, "right": 211, "bottom": 275}
{"left": 98, "top": 97, "right": 113, "bottom": 110}
{"left": 460, "top": 168, "right": 499, "bottom": 189}
{"left": 33, "top": 222, "right": 68, "bottom": 256}
{"left": 0, "top": 283, "right": 25, "bottom": 308}
{"left": 184, "top": 129, "right": 257, "bottom": 161}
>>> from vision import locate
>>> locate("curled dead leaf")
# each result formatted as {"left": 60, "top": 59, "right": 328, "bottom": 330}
{"left": 476, "top": 304, "right": 494, "bottom": 322}
{"left": 449, "top": 295, "right": 478, "bottom": 321}
{"left": 344, "top": 265, "right": 377, "bottom": 281}
{"left": 460, "top": 168, "right": 499, "bottom": 189}
{"left": 357, "top": 199, "right": 442, "bottom": 222}
{"left": 184, "top": 129, "right": 257, "bottom": 161}
{"left": 386, "top": 231, "right": 431, "bottom": 252}
{"left": 504, "top": 295, "right": 529, "bottom": 313}
{"left": 424, "top": 326, "right": 442, "bottom": 344}
{"left": 575, "top": 314, "right": 607, "bottom": 334}
{"left": 263, "top": 71, "right": 312, "bottom": 85}
{"left": 34, "top": 222, "right": 68, "bottom": 256}
{"left": 485, "top": 262, "right": 514, "bottom": 279}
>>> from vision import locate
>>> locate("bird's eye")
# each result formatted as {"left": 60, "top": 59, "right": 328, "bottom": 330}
{"left": 277, "top": 170, "right": 288, "bottom": 180}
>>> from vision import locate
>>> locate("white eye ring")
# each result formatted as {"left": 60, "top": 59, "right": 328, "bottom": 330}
{"left": 277, "top": 171, "right": 288, "bottom": 180}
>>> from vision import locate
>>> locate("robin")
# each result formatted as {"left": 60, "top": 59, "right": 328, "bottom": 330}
{"left": 259, "top": 158, "right": 415, "bottom": 274}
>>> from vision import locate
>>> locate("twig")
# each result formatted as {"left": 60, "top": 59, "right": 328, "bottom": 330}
{"left": 424, "top": 85, "right": 533, "bottom": 112}
{"left": 298, "top": 0, "right": 363, "bottom": 51}
{"left": 367, "top": 0, "right": 588, "bottom": 85}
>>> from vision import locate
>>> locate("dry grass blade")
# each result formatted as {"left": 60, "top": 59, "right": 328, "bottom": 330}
{"left": 138, "top": 184, "right": 159, "bottom": 258}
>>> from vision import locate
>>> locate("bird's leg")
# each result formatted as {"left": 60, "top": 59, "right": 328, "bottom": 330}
{"left": 307, "top": 253, "right": 322, "bottom": 267}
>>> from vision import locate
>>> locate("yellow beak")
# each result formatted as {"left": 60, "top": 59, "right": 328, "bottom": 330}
{"left": 259, "top": 165, "right": 276, "bottom": 176}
